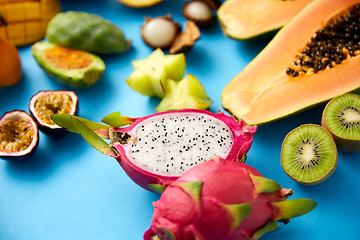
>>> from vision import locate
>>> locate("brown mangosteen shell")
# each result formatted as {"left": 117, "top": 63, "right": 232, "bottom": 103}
{"left": 29, "top": 90, "right": 79, "bottom": 137}
{"left": 0, "top": 110, "right": 39, "bottom": 162}
{"left": 169, "top": 21, "right": 201, "bottom": 54}
{"left": 192, "top": 0, "right": 221, "bottom": 10}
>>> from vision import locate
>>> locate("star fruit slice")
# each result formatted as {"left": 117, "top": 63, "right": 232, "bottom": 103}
{"left": 126, "top": 48, "right": 186, "bottom": 98}
{"left": 155, "top": 73, "right": 213, "bottom": 112}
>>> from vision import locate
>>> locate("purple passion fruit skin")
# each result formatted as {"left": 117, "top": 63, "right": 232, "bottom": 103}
{"left": 0, "top": 110, "right": 39, "bottom": 161}
{"left": 29, "top": 90, "right": 79, "bottom": 137}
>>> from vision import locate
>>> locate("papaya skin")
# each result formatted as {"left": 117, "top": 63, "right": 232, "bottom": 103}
{"left": 218, "top": 0, "right": 313, "bottom": 40}
{"left": 221, "top": 0, "right": 360, "bottom": 125}
{"left": 0, "top": 37, "right": 22, "bottom": 87}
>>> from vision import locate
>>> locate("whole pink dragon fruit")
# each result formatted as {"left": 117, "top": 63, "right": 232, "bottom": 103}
{"left": 51, "top": 109, "right": 257, "bottom": 193}
{"left": 144, "top": 156, "right": 317, "bottom": 240}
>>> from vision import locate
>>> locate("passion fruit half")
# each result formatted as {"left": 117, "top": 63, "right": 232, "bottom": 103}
{"left": 0, "top": 110, "right": 39, "bottom": 161}
{"left": 29, "top": 90, "right": 79, "bottom": 136}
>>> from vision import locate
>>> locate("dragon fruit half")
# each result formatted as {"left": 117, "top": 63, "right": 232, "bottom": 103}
{"left": 144, "top": 156, "right": 317, "bottom": 240}
{"left": 51, "top": 109, "right": 257, "bottom": 193}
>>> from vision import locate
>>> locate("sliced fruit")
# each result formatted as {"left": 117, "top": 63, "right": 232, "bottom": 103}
{"left": 322, "top": 93, "right": 360, "bottom": 152}
{"left": 217, "top": 0, "right": 312, "bottom": 40}
{"left": 281, "top": 124, "right": 338, "bottom": 185}
{"left": 0, "top": 0, "right": 61, "bottom": 46}
{"left": 126, "top": 48, "right": 186, "bottom": 98}
{"left": 31, "top": 41, "right": 105, "bottom": 88}
{"left": 155, "top": 74, "right": 213, "bottom": 112}
{"left": 0, "top": 36, "right": 22, "bottom": 87}
{"left": 29, "top": 90, "right": 79, "bottom": 136}
{"left": 117, "top": 0, "right": 163, "bottom": 8}
{"left": 141, "top": 15, "right": 181, "bottom": 49}
{"left": 222, "top": 0, "right": 360, "bottom": 125}
{"left": 0, "top": 110, "right": 39, "bottom": 161}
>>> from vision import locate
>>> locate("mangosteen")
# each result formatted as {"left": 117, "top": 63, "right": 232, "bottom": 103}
{"left": 29, "top": 90, "right": 79, "bottom": 136}
{"left": 0, "top": 110, "right": 39, "bottom": 161}
{"left": 141, "top": 14, "right": 181, "bottom": 49}
{"left": 183, "top": 1, "right": 216, "bottom": 28}
{"left": 169, "top": 21, "right": 200, "bottom": 54}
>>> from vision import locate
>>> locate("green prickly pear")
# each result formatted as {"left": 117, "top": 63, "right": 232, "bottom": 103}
{"left": 46, "top": 11, "right": 131, "bottom": 54}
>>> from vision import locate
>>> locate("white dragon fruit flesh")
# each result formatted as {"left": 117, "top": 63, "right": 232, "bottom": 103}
{"left": 144, "top": 156, "right": 317, "bottom": 240}
{"left": 51, "top": 109, "right": 257, "bottom": 193}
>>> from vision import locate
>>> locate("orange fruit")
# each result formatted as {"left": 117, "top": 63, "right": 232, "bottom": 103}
{"left": 118, "top": 0, "right": 163, "bottom": 8}
{"left": 0, "top": 37, "right": 22, "bottom": 87}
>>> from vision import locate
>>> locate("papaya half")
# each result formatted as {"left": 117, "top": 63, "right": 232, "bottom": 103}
{"left": 221, "top": 0, "right": 360, "bottom": 125}
{"left": 217, "top": 0, "right": 313, "bottom": 40}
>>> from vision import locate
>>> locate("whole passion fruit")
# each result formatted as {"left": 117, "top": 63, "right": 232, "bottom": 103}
{"left": 0, "top": 110, "right": 39, "bottom": 161}
{"left": 29, "top": 90, "right": 79, "bottom": 136}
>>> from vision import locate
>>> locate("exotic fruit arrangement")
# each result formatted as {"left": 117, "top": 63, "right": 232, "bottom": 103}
{"left": 222, "top": 0, "right": 360, "bottom": 125}
{"left": 144, "top": 156, "right": 317, "bottom": 240}
{"left": 51, "top": 109, "right": 257, "bottom": 193}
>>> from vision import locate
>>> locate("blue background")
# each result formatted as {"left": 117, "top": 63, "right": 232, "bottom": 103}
{"left": 1, "top": 0, "right": 359, "bottom": 239}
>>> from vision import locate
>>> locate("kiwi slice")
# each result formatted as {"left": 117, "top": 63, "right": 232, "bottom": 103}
{"left": 322, "top": 93, "right": 360, "bottom": 152}
{"left": 281, "top": 124, "right": 338, "bottom": 186}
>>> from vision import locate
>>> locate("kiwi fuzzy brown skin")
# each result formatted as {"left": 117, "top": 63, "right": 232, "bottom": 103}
{"left": 280, "top": 124, "right": 338, "bottom": 186}
{"left": 321, "top": 93, "right": 360, "bottom": 152}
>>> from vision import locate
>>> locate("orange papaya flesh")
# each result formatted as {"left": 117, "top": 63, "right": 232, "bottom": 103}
{"left": 221, "top": 0, "right": 360, "bottom": 125}
{"left": 217, "top": 0, "right": 313, "bottom": 40}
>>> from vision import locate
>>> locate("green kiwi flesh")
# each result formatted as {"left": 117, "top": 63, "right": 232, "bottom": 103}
{"left": 322, "top": 93, "right": 360, "bottom": 152}
{"left": 281, "top": 124, "right": 338, "bottom": 186}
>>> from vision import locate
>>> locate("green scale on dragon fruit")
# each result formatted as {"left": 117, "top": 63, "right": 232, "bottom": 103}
{"left": 51, "top": 109, "right": 257, "bottom": 193}
{"left": 144, "top": 156, "right": 317, "bottom": 240}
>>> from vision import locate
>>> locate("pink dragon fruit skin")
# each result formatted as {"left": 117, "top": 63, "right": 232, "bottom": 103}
{"left": 144, "top": 156, "right": 317, "bottom": 240}
{"left": 109, "top": 109, "right": 257, "bottom": 193}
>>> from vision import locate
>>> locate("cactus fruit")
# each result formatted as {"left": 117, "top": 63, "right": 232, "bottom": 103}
{"left": 31, "top": 41, "right": 105, "bottom": 88}
{"left": 51, "top": 109, "right": 256, "bottom": 193}
{"left": 144, "top": 156, "right": 317, "bottom": 240}
{"left": 45, "top": 11, "right": 130, "bottom": 54}
{"left": 0, "top": 0, "right": 61, "bottom": 46}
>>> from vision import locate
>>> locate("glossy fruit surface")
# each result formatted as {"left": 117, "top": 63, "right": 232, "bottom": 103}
{"left": 31, "top": 41, "right": 105, "bottom": 88}
{"left": 0, "top": 0, "right": 61, "bottom": 46}
{"left": 222, "top": 0, "right": 360, "bottom": 125}
{"left": 218, "top": 0, "right": 312, "bottom": 40}
{"left": 29, "top": 90, "right": 78, "bottom": 136}
{"left": 0, "top": 37, "right": 22, "bottom": 87}
{"left": 118, "top": 0, "right": 163, "bottom": 8}
{"left": 0, "top": 110, "right": 39, "bottom": 161}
